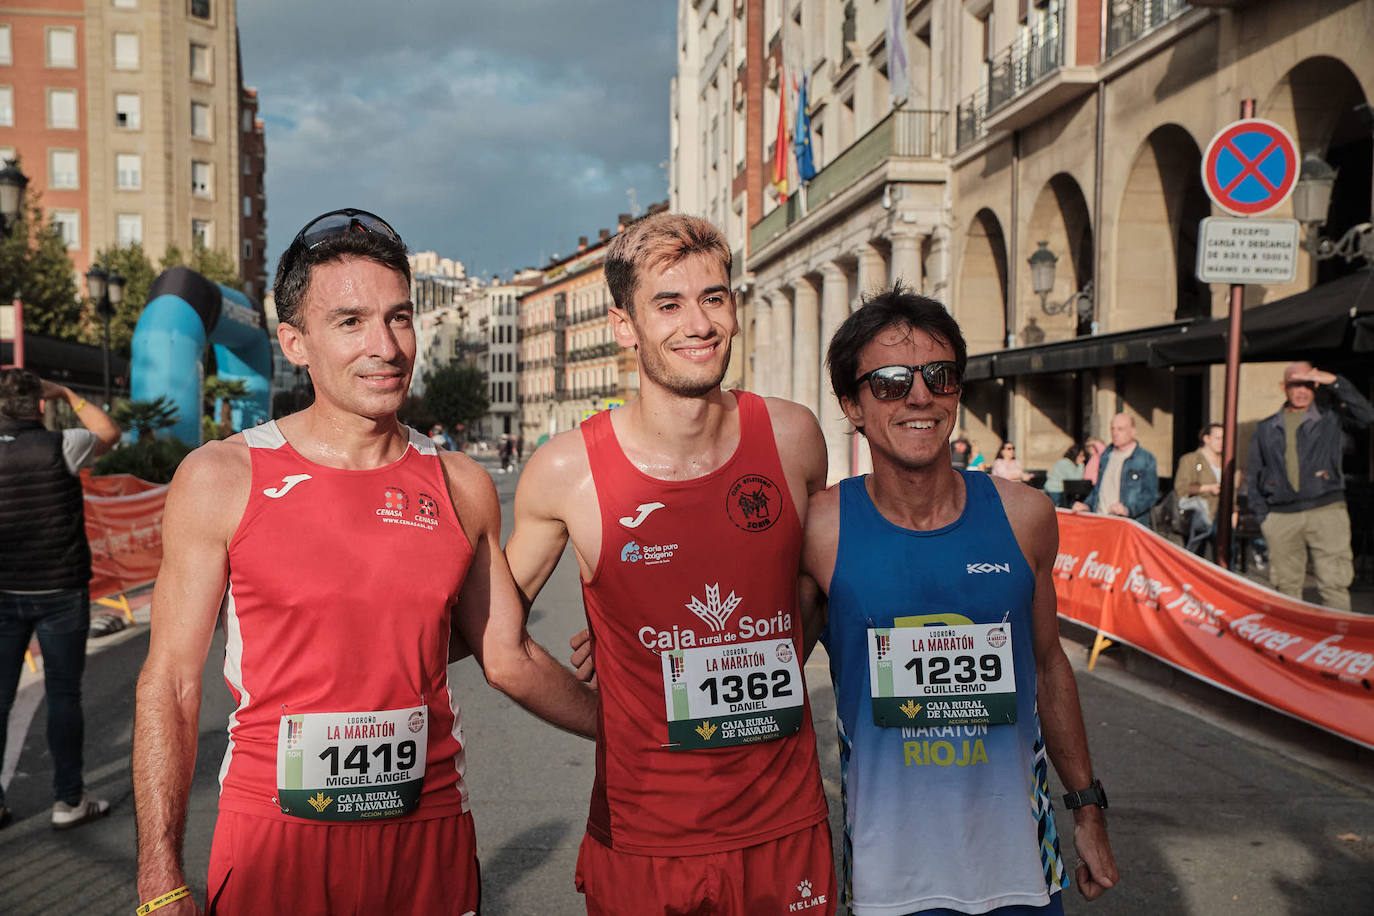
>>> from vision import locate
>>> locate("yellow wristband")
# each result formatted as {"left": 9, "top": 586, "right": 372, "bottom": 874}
{"left": 136, "top": 885, "right": 190, "bottom": 915}
{"left": 71, "top": 397, "right": 87, "bottom": 412}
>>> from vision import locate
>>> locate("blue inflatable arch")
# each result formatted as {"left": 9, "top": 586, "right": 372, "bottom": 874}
{"left": 130, "top": 266, "right": 272, "bottom": 445}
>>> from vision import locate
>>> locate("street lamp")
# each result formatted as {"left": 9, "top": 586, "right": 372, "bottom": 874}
{"left": 1027, "top": 240, "right": 1094, "bottom": 324}
{"left": 85, "top": 264, "right": 125, "bottom": 409}
{"left": 0, "top": 159, "right": 28, "bottom": 235}
{"left": 1293, "top": 152, "right": 1374, "bottom": 264}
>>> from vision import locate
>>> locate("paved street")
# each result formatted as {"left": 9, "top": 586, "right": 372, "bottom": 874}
{"left": 2, "top": 462, "right": 1372, "bottom": 915}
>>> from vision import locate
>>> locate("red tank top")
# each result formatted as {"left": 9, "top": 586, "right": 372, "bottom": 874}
{"left": 217, "top": 421, "right": 473, "bottom": 821}
{"left": 580, "top": 391, "right": 828, "bottom": 854}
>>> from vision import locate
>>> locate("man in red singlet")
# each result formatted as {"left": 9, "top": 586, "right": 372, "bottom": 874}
{"left": 506, "top": 212, "right": 836, "bottom": 915}
{"left": 132, "top": 209, "right": 597, "bottom": 916}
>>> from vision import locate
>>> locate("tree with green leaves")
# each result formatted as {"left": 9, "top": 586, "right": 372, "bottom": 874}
{"left": 88, "top": 243, "right": 157, "bottom": 358}
{"left": 161, "top": 242, "right": 243, "bottom": 291}
{"left": 112, "top": 396, "right": 181, "bottom": 442}
{"left": 202, "top": 375, "right": 250, "bottom": 434}
{"left": 0, "top": 185, "right": 82, "bottom": 341}
{"left": 422, "top": 363, "right": 489, "bottom": 437}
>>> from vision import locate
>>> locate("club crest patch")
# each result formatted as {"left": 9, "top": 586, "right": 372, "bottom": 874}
{"left": 725, "top": 473, "right": 781, "bottom": 533}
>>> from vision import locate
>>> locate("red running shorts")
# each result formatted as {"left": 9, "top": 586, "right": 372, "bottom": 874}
{"left": 575, "top": 818, "right": 836, "bottom": 915}
{"left": 206, "top": 810, "right": 480, "bottom": 915}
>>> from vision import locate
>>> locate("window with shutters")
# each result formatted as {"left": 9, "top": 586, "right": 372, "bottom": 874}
{"left": 113, "top": 33, "right": 140, "bottom": 70}
{"left": 48, "top": 88, "right": 79, "bottom": 129}
{"left": 192, "top": 160, "right": 213, "bottom": 197}
{"left": 115, "top": 92, "right": 141, "bottom": 129}
{"left": 46, "top": 27, "right": 77, "bottom": 68}
{"left": 117, "top": 213, "right": 143, "bottom": 245}
{"left": 191, "top": 101, "right": 211, "bottom": 139}
{"left": 49, "top": 150, "right": 79, "bottom": 189}
{"left": 116, "top": 153, "right": 142, "bottom": 190}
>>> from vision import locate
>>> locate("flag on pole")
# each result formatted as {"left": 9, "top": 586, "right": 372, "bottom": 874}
{"left": 772, "top": 77, "right": 789, "bottom": 201}
{"left": 887, "top": 0, "right": 910, "bottom": 108}
{"left": 793, "top": 74, "right": 816, "bottom": 182}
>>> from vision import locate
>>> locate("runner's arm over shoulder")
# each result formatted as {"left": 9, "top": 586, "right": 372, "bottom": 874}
{"left": 134, "top": 439, "right": 248, "bottom": 911}
{"left": 505, "top": 432, "right": 582, "bottom": 614}
{"left": 799, "top": 485, "right": 841, "bottom": 661}
{"left": 1000, "top": 479, "right": 1118, "bottom": 900}
{"left": 763, "top": 397, "right": 829, "bottom": 509}
{"left": 444, "top": 453, "right": 597, "bottom": 739}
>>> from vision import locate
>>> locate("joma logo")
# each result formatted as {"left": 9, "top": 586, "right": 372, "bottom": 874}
{"left": 967, "top": 563, "right": 1011, "bottom": 574}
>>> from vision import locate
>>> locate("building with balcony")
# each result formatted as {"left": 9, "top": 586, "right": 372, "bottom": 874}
{"left": 237, "top": 74, "right": 266, "bottom": 301}
{"left": 0, "top": 0, "right": 258, "bottom": 281}
{"left": 518, "top": 218, "right": 657, "bottom": 448}
{"left": 673, "top": 0, "right": 955, "bottom": 478}
{"left": 459, "top": 272, "right": 543, "bottom": 441}
{"left": 674, "top": 0, "right": 1373, "bottom": 491}
{"left": 409, "top": 251, "right": 484, "bottom": 396}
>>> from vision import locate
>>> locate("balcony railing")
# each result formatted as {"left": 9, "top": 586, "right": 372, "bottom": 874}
{"left": 568, "top": 385, "right": 622, "bottom": 401}
{"left": 1106, "top": 0, "right": 1190, "bottom": 56}
{"left": 566, "top": 342, "right": 619, "bottom": 363}
{"left": 956, "top": 9, "right": 1067, "bottom": 150}
{"left": 956, "top": 87, "right": 988, "bottom": 151}
{"left": 749, "top": 108, "right": 948, "bottom": 253}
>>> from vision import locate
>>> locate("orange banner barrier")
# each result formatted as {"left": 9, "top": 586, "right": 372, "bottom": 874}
{"left": 82, "top": 472, "right": 167, "bottom": 600}
{"left": 1055, "top": 510, "right": 1374, "bottom": 750}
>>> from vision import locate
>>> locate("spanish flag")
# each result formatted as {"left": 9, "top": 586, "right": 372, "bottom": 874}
{"left": 772, "top": 80, "right": 789, "bottom": 201}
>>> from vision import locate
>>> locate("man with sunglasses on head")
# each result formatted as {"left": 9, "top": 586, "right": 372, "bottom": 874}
{"left": 1246, "top": 361, "right": 1373, "bottom": 610}
{"left": 506, "top": 212, "right": 836, "bottom": 915}
{"left": 132, "top": 209, "right": 597, "bottom": 916}
{"left": 800, "top": 286, "right": 1117, "bottom": 916}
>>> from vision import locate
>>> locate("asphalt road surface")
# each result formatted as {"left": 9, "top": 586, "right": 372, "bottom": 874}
{"left": 2, "top": 462, "right": 1371, "bottom": 914}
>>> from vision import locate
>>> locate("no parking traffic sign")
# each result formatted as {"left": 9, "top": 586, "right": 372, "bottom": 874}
{"left": 1201, "top": 119, "right": 1299, "bottom": 216}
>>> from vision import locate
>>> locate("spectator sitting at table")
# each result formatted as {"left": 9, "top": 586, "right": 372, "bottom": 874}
{"left": 1175, "top": 423, "right": 1224, "bottom": 555}
{"left": 1045, "top": 444, "right": 1086, "bottom": 507}
{"left": 966, "top": 439, "right": 987, "bottom": 472}
{"left": 1083, "top": 437, "right": 1106, "bottom": 485}
{"left": 990, "top": 440, "right": 1033, "bottom": 482}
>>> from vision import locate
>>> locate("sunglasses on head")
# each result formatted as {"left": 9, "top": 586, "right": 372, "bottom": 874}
{"left": 853, "top": 361, "right": 962, "bottom": 400}
{"left": 281, "top": 208, "right": 402, "bottom": 273}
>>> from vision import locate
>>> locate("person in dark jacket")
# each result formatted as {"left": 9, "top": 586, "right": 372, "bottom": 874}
{"left": 1246, "top": 362, "right": 1374, "bottom": 610}
{"left": 0, "top": 369, "right": 120, "bottom": 829}
{"left": 1074, "top": 413, "right": 1158, "bottom": 525}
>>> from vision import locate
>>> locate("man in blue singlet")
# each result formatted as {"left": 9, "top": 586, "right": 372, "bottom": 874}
{"left": 800, "top": 286, "right": 1118, "bottom": 916}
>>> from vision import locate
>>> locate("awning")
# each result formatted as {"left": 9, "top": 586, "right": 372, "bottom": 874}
{"left": 1, "top": 333, "right": 130, "bottom": 394}
{"left": 964, "top": 321, "right": 1197, "bottom": 381}
{"left": 1148, "top": 268, "right": 1374, "bottom": 367}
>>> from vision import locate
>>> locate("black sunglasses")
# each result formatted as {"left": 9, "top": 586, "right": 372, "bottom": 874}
{"left": 281, "top": 208, "right": 402, "bottom": 272}
{"left": 854, "top": 361, "right": 962, "bottom": 400}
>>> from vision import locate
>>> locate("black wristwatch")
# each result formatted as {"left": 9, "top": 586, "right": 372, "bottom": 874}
{"left": 1062, "top": 778, "right": 1108, "bottom": 810}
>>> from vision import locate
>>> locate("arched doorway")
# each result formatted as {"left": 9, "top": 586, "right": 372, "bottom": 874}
{"left": 1023, "top": 173, "right": 1093, "bottom": 344}
{"left": 956, "top": 208, "right": 1010, "bottom": 452}
{"left": 1264, "top": 56, "right": 1372, "bottom": 286}
{"left": 1114, "top": 124, "right": 1211, "bottom": 329}
{"left": 957, "top": 208, "right": 1008, "bottom": 354}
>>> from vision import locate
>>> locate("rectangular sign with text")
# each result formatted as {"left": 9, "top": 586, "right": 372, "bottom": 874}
{"left": 1196, "top": 217, "right": 1299, "bottom": 284}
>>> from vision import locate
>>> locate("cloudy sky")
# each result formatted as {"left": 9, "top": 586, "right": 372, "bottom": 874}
{"left": 237, "top": 1, "right": 676, "bottom": 280}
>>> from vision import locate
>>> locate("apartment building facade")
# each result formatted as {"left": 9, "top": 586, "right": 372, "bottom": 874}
{"left": 518, "top": 229, "right": 642, "bottom": 448}
{"left": 237, "top": 69, "right": 265, "bottom": 300}
{"left": 409, "top": 250, "right": 472, "bottom": 397}
{"left": 672, "top": 0, "right": 1373, "bottom": 484}
{"left": 0, "top": 0, "right": 257, "bottom": 284}
{"left": 464, "top": 273, "right": 542, "bottom": 440}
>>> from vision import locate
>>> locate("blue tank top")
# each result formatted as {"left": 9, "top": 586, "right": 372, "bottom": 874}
{"left": 820, "top": 471, "right": 1068, "bottom": 915}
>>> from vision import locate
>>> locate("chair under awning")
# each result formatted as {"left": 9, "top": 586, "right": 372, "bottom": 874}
{"left": 1148, "top": 268, "right": 1374, "bottom": 367}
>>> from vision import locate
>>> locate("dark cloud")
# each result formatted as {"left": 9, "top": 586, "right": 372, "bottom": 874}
{"left": 237, "top": 0, "right": 675, "bottom": 279}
